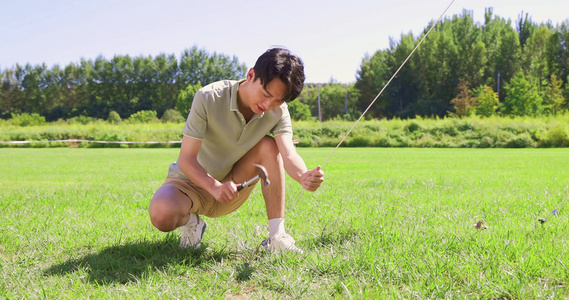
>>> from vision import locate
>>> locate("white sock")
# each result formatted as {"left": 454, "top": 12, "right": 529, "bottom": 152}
{"left": 186, "top": 213, "right": 198, "bottom": 225}
{"left": 268, "top": 218, "right": 285, "bottom": 238}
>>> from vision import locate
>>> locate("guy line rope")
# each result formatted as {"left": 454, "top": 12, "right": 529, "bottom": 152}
{"left": 249, "top": 0, "right": 458, "bottom": 263}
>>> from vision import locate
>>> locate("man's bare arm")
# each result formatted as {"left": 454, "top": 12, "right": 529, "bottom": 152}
{"left": 178, "top": 135, "right": 237, "bottom": 203}
{"left": 275, "top": 134, "right": 324, "bottom": 191}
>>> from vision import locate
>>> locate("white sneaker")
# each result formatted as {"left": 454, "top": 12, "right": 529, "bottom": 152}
{"left": 262, "top": 233, "right": 304, "bottom": 254}
{"left": 179, "top": 213, "right": 207, "bottom": 249}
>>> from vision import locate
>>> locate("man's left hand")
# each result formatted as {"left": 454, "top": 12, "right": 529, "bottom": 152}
{"left": 300, "top": 166, "right": 324, "bottom": 192}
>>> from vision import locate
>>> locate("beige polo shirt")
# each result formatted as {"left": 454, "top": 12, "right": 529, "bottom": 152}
{"left": 167, "top": 79, "right": 293, "bottom": 181}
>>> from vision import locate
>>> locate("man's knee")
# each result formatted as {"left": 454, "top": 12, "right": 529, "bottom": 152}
{"left": 149, "top": 194, "right": 182, "bottom": 232}
{"left": 257, "top": 135, "right": 279, "bottom": 155}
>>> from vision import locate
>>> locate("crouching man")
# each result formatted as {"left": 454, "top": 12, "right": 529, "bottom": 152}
{"left": 149, "top": 48, "right": 324, "bottom": 254}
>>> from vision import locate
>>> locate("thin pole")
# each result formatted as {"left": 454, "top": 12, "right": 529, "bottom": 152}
{"left": 344, "top": 85, "right": 348, "bottom": 115}
{"left": 497, "top": 72, "right": 501, "bottom": 101}
{"left": 318, "top": 84, "right": 322, "bottom": 122}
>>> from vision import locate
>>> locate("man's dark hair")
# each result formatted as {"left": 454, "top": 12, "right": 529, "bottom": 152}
{"left": 253, "top": 48, "right": 305, "bottom": 102}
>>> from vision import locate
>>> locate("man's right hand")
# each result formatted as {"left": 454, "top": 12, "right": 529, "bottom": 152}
{"left": 211, "top": 181, "right": 239, "bottom": 204}
{"left": 179, "top": 136, "right": 240, "bottom": 205}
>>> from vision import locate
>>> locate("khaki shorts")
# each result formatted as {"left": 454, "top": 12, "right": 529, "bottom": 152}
{"left": 160, "top": 177, "right": 257, "bottom": 218}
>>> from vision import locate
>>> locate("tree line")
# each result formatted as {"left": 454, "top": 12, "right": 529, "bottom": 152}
{"left": 0, "top": 46, "right": 246, "bottom": 121}
{"left": 1, "top": 8, "right": 568, "bottom": 123}
{"left": 355, "top": 8, "right": 569, "bottom": 119}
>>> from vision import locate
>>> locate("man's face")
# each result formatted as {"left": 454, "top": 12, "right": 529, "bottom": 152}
{"left": 247, "top": 69, "right": 288, "bottom": 114}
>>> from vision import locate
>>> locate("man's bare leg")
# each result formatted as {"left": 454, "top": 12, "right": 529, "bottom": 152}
{"left": 231, "top": 136, "right": 302, "bottom": 253}
{"left": 149, "top": 186, "right": 192, "bottom": 232}
{"left": 231, "top": 135, "right": 285, "bottom": 220}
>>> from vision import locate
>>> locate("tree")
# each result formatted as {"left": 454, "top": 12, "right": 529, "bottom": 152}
{"left": 497, "top": 28, "right": 522, "bottom": 95}
{"left": 287, "top": 100, "right": 311, "bottom": 121}
{"left": 176, "top": 83, "right": 202, "bottom": 115}
{"left": 542, "top": 75, "right": 566, "bottom": 114}
{"left": 448, "top": 10, "right": 486, "bottom": 90}
{"left": 413, "top": 20, "right": 460, "bottom": 115}
{"left": 353, "top": 8, "right": 524, "bottom": 118}
{"left": 473, "top": 85, "right": 499, "bottom": 117}
{"left": 521, "top": 25, "right": 552, "bottom": 91}
{"left": 0, "top": 46, "right": 246, "bottom": 120}
{"left": 20, "top": 64, "right": 49, "bottom": 115}
{"left": 546, "top": 21, "right": 569, "bottom": 91}
{"left": 319, "top": 81, "right": 358, "bottom": 121}
{"left": 1, "top": 68, "right": 23, "bottom": 117}
{"left": 566, "top": 75, "right": 569, "bottom": 106}
{"left": 296, "top": 84, "right": 320, "bottom": 118}
{"left": 450, "top": 79, "right": 477, "bottom": 117}
{"left": 178, "top": 46, "right": 246, "bottom": 86}
{"left": 355, "top": 50, "right": 389, "bottom": 117}
{"left": 481, "top": 9, "right": 521, "bottom": 100}
{"left": 516, "top": 12, "right": 535, "bottom": 50}
{"left": 386, "top": 32, "right": 422, "bottom": 116}
{"left": 502, "top": 72, "right": 544, "bottom": 116}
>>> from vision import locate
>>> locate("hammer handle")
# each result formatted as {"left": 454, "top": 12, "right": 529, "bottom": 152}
{"left": 237, "top": 174, "right": 259, "bottom": 191}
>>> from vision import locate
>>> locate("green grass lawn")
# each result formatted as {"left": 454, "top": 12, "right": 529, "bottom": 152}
{"left": 1, "top": 148, "right": 568, "bottom": 299}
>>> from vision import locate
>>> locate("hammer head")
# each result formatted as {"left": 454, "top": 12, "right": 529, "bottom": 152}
{"left": 253, "top": 164, "right": 270, "bottom": 187}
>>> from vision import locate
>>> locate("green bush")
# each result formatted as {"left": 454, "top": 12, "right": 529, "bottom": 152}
{"left": 2, "top": 116, "right": 569, "bottom": 148}
{"left": 345, "top": 136, "right": 371, "bottom": 147}
{"left": 108, "top": 111, "right": 122, "bottom": 124}
{"left": 405, "top": 121, "right": 421, "bottom": 133}
{"left": 478, "top": 136, "right": 495, "bottom": 148}
{"left": 375, "top": 135, "right": 394, "bottom": 147}
{"left": 161, "top": 109, "right": 185, "bottom": 123}
{"left": 415, "top": 133, "right": 437, "bottom": 147}
{"left": 539, "top": 124, "right": 569, "bottom": 147}
{"left": 9, "top": 113, "right": 46, "bottom": 126}
{"left": 128, "top": 110, "right": 159, "bottom": 124}
{"left": 503, "top": 133, "right": 536, "bottom": 148}
{"left": 440, "top": 123, "right": 459, "bottom": 136}
{"left": 455, "top": 120, "right": 474, "bottom": 132}
{"left": 67, "top": 115, "right": 97, "bottom": 125}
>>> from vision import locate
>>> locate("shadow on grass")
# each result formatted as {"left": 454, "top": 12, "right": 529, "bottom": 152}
{"left": 310, "top": 225, "right": 358, "bottom": 248}
{"left": 236, "top": 262, "right": 256, "bottom": 282}
{"left": 44, "top": 234, "right": 232, "bottom": 285}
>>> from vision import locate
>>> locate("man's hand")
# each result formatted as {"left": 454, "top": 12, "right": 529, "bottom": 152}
{"left": 211, "top": 181, "right": 239, "bottom": 204}
{"left": 299, "top": 166, "right": 324, "bottom": 192}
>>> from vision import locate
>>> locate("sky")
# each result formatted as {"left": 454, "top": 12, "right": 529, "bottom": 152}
{"left": 1, "top": 0, "right": 568, "bottom": 83}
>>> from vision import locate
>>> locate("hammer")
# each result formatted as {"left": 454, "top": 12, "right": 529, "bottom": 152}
{"left": 236, "top": 164, "right": 270, "bottom": 191}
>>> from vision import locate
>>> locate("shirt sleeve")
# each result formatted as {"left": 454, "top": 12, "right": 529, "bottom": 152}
{"left": 182, "top": 89, "right": 207, "bottom": 139}
{"left": 271, "top": 104, "right": 293, "bottom": 136}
